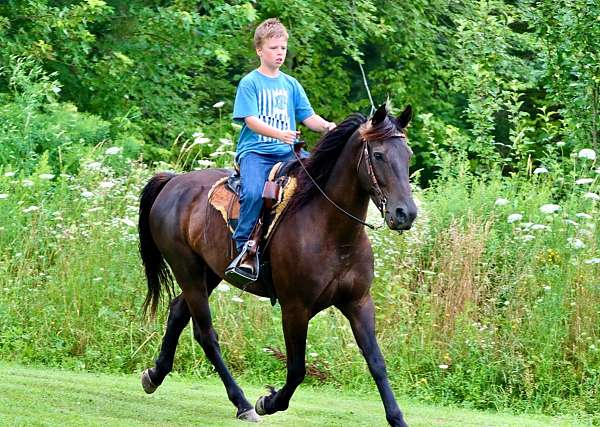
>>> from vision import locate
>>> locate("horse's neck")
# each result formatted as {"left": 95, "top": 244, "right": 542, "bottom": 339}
{"left": 315, "top": 134, "right": 370, "bottom": 240}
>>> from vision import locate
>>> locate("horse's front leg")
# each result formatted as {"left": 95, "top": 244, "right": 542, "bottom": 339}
{"left": 340, "top": 296, "right": 408, "bottom": 427}
{"left": 255, "top": 307, "right": 309, "bottom": 415}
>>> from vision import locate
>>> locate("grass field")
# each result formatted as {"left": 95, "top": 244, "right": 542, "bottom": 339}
{"left": 0, "top": 363, "right": 591, "bottom": 427}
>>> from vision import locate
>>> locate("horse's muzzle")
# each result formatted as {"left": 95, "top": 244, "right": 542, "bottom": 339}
{"left": 386, "top": 204, "right": 417, "bottom": 231}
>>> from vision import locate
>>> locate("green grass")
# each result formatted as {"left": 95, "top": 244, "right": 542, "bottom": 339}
{"left": 0, "top": 363, "right": 590, "bottom": 427}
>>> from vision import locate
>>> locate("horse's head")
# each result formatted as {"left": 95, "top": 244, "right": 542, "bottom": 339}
{"left": 358, "top": 104, "right": 417, "bottom": 231}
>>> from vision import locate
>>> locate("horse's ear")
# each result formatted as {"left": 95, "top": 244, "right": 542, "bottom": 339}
{"left": 397, "top": 105, "right": 412, "bottom": 129}
{"left": 371, "top": 104, "right": 388, "bottom": 125}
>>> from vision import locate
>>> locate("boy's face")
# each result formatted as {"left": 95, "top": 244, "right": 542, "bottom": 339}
{"left": 256, "top": 36, "right": 288, "bottom": 70}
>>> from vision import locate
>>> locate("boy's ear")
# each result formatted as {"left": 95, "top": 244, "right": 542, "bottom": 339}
{"left": 397, "top": 105, "right": 412, "bottom": 129}
{"left": 371, "top": 104, "right": 388, "bottom": 125}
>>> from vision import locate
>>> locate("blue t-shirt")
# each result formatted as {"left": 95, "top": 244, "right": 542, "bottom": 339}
{"left": 233, "top": 69, "right": 314, "bottom": 162}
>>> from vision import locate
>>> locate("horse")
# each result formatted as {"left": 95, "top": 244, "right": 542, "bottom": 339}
{"left": 138, "top": 103, "right": 417, "bottom": 427}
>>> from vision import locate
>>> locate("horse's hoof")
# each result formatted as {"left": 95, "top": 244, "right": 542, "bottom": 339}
{"left": 141, "top": 369, "right": 158, "bottom": 394}
{"left": 255, "top": 395, "right": 267, "bottom": 416}
{"left": 237, "top": 408, "right": 262, "bottom": 422}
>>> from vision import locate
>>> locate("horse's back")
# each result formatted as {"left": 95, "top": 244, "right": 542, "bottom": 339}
{"left": 150, "top": 168, "right": 231, "bottom": 251}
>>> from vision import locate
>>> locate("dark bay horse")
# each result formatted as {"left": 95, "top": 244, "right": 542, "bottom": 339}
{"left": 138, "top": 104, "right": 417, "bottom": 427}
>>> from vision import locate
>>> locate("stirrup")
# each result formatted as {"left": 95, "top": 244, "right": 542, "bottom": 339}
{"left": 224, "top": 241, "right": 260, "bottom": 287}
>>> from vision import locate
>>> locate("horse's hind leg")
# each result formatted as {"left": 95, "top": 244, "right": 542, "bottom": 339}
{"left": 169, "top": 255, "right": 259, "bottom": 422}
{"left": 185, "top": 286, "right": 260, "bottom": 422}
{"left": 142, "top": 294, "right": 190, "bottom": 393}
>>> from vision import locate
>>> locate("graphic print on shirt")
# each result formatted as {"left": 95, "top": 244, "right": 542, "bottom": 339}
{"left": 257, "top": 88, "right": 290, "bottom": 143}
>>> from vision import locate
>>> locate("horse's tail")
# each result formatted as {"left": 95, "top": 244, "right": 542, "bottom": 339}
{"left": 139, "top": 172, "right": 176, "bottom": 318}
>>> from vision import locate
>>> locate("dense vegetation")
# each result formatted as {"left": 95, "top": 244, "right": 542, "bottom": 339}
{"left": 0, "top": 0, "right": 598, "bottom": 423}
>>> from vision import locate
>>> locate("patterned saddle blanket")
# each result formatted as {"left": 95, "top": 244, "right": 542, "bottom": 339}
{"left": 207, "top": 161, "right": 298, "bottom": 240}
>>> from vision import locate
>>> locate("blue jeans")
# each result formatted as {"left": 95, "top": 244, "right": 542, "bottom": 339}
{"left": 233, "top": 151, "right": 295, "bottom": 252}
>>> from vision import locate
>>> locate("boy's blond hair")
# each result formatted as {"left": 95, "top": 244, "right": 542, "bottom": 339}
{"left": 254, "top": 18, "right": 288, "bottom": 48}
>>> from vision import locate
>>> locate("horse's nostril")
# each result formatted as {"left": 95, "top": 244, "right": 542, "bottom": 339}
{"left": 395, "top": 207, "right": 407, "bottom": 224}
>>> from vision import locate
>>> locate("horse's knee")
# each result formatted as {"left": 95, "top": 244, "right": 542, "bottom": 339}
{"left": 368, "top": 359, "right": 387, "bottom": 381}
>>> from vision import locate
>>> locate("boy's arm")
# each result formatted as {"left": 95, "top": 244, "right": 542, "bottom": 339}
{"left": 244, "top": 116, "right": 300, "bottom": 144}
{"left": 302, "top": 114, "right": 336, "bottom": 133}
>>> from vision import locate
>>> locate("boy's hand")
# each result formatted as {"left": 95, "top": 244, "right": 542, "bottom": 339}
{"left": 278, "top": 130, "right": 301, "bottom": 144}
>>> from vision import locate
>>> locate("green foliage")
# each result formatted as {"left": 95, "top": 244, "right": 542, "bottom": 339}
{"left": 1, "top": 1, "right": 597, "bottom": 179}
{"left": 0, "top": 151, "right": 598, "bottom": 419}
{"left": 1, "top": 1, "right": 599, "bottom": 421}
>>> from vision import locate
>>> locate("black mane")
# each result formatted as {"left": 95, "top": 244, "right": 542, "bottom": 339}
{"left": 286, "top": 113, "right": 367, "bottom": 213}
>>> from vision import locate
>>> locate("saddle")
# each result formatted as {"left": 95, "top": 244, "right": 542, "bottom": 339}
{"left": 207, "top": 160, "right": 299, "bottom": 299}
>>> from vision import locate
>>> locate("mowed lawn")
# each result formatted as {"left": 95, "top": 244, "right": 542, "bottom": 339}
{"left": 0, "top": 363, "right": 591, "bottom": 427}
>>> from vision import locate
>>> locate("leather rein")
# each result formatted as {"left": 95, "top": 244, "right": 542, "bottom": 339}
{"left": 291, "top": 134, "right": 404, "bottom": 230}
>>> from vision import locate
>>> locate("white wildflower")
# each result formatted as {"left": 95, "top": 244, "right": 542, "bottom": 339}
{"left": 194, "top": 136, "right": 211, "bottom": 145}
{"left": 531, "top": 224, "right": 549, "bottom": 231}
{"left": 521, "top": 234, "right": 535, "bottom": 242}
{"left": 22, "top": 206, "right": 39, "bottom": 213}
{"left": 39, "top": 173, "right": 54, "bottom": 180}
{"left": 565, "top": 219, "right": 579, "bottom": 226}
{"left": 567, "top": 238, "right": 585, "bottom": 249}
{"left": 4, "top": 171, "right": 15, "bottom": 177}
{"left": 196, "top": 159, "right": 215, "bottom": 167}
{"left": 219, "top": 138, "right": 233, "bottom": 145}
{"left": 210, "top": 151, "right": 224, "bottom": 158}
{"left": 84, "top": 162, "right": 102, "bottom": 170}
{"left": 575, "top": 213, "right": 593, "bottom": 219}
{"left": 507, "top": 213, "right": 522, "bottom": 223}
{"left": 213, "top": 101, "right": 225, "bottom": 108}
{"left": 231, "top": 296, "right": 244, "bottom": 303}
{"left": 120, "top": 218, "right": 136, "bottom": 227}
{"left": 0, "top": 194, "right": 7, "bottom": 199}
{"left": 309, "top": 352, "right": 318, "bottom": 358}
{"left": 576, "top": 178, "right": 594, "bottom": 185}
{"left": 578, "top": 148, "right": 597, "bottom": 160}
{"left": 583, "top": 192, "right": 600, "bottom": 201}
{"left": 81, "top": 191, "right": 94, "bottom": 198}
{"left": 99, "top": 181, "right": 115, "bottom": 189}
{"left": 540, "top": 204, "right": 561, "bottom": 214}
{"left": 216, "top": 283, "right": 230, "bottom": 292}
{"left": 105, "top": 146, "right": 122, "bottom": 155}
{"left": 92, "top": 277, "right": 102, "bottom": 282}
{"left": 438, "top": 364, "right": 449, "bottom": 370}
{"left": 533, "top": 167, "right": 548, "bottom": 174}
{"left": 22, "top": 179, "right": 33, "bottom": 187}
{"left": 495, "top": 198, "right": 509, "bottom": 206}
{"left": 584, "top": 258, "right": 600, "bottom": 264}
{"left": 543, "top": 285, "right": 551, "bottom": 291}
{"left": 556, "top": 141, "right": 566, "bottom": 147}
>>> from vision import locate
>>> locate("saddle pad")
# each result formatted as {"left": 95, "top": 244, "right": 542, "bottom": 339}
{"left": 207, "top": 174, "right": 297, "bottom": 239}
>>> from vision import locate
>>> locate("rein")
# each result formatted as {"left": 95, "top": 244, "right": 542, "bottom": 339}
{"left": 291, "top": 140, "right": 384, "bottom": 230}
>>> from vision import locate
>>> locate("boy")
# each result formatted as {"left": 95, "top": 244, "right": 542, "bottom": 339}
{"left": 229, "top": 18, "right": 335, "bottom": 275}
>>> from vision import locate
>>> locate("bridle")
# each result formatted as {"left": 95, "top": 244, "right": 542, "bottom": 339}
{"left": 292, "top": 131, "right": 407, "bottom": 230}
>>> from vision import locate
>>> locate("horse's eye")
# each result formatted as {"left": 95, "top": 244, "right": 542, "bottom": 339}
{"left": 373, "top": 152, "right": 385, "bottom": 161}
